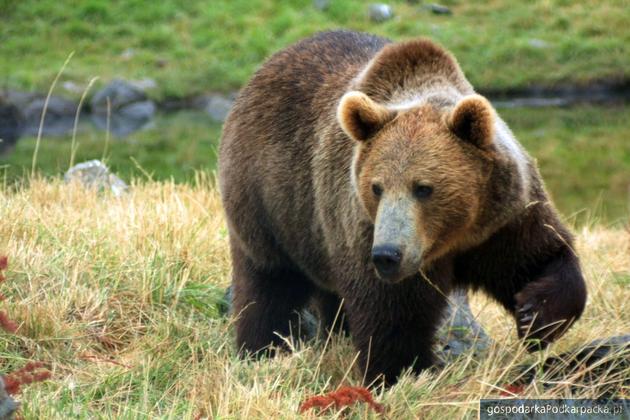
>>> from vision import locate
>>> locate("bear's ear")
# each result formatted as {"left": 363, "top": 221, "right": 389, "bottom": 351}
{"left": 337, "top": 91, "right": 396, "bottom": 142}
{"left": 447, "top": 95, "right": 495, "bottom": 150}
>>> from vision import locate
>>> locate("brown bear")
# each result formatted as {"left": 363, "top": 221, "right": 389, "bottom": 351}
{"left": 218, "top": 30, "right": 587, "bottom": 384}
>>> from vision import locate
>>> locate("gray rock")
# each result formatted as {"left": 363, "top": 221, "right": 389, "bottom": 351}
{"left": 528, "top": 38, "right": 549, "bottom": 49}
{"left": 22, "top": 96, "right": 78, "bottom": 137}
{"left": 129, "top": 78, "right": 157, "bottom": 91}
{"left": 0, "top": 98, "right": 23, "bottom": 154}
{"left": 90, "top": 80, "right": 156, "bottom": 137}
{"left": 221, "top": 286, "right": 233, "bottom": 316}
{"left": 369, "top": 3, "right": 394, "bottom": 22}
{"left": 91, "top": 79, "right": 149, "bottom": 112}
{"left": 436, "top": 288, "right": 493, "bottom": 360}
{"left": 0, "top": 377, "right": 17, "bottom": 420}
{"left": 120, "top": 48, "right": 135, "bottom": 61}
{"left": 91, "top": 100, "right": 156, "bottom": 137}
{"left": 91, "top": 105, "right": 156, "bottom": 137}
{"left": 518, "top": 335, "right": 630, "bottom": 392}
{"left": 64, "top": 160, "right": 128, "bottom": 197}
{"left": 1, "top": 90, "right": 37, "bottom": 112}
{"left": 61, "top": 81, "right": 86, "bottom": 95}
{"left": 118, "top": 101, "right": 156, "bottom": 120}
{"left": 204, "top": 94, "right": 235, "bottom": 123}
{"left": 313, "top": 0, "right": 330, "bottom": 11}
{"left": 425, "top": 3, "right": 452, "bottom": 15}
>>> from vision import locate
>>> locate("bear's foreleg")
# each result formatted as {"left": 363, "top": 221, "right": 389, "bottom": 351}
{"left": 230, "top": 243, "right": 315, "bottom": 357}
{"left": 342, "top": 274, "right": 449, "bottom": 385}
{"left": 514, "top": 248, "right": 587, "bottom": 350}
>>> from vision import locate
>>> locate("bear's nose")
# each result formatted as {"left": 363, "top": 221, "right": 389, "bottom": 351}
{"left": 371, "top": 245, "right": 402, "bottom": 279}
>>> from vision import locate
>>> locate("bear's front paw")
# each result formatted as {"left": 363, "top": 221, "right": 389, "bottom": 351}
{"left": 515, "top": 300, "right": 549, "bottom": 351}
{"left": 514, "top": 278, "right": 571, "bottom": 352}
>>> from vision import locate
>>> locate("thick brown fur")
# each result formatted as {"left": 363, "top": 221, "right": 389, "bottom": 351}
{"left": 218, "top": 30, "right": 587, "bottom": 385}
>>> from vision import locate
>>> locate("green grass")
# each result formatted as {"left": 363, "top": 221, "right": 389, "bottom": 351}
{"left": 2, "top": 105, "right": 628, "bottom": 222}
{"left": 1, "top": 0, "right": 628, "bottom": 99}
{"left": 500, "top": 104, "right": 630, "bottom": 223}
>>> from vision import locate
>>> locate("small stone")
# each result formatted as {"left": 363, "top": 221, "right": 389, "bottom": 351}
{"left": 437, "top": 289, "right": 493, "bottom": 360}
{"left": 91, "top": 79, "right": 149, "bottom": 113}
{"left": 118, "top": 101, "right": 156, "bottom": 121}
{"left": 368, "top": 3, "right": 394, "bottom": 22}
{"left": 129, "top": 78, "right": 157, "bottom": 91}
{"left": 90, "top": 105, "right": 155, "bottom": 138}
{"left": 2, "top": 91, "right": 35, "bottom": 112}
{"left": 120, "top": 48, "right": 135, "bottom": 60}
{"left": 0, "top": 98, "right": 23, "bottom": 154}
{"left": 313, "top": 0, "right": 329, "bottom": 11}
{"left": 204, "top": 94, "right": 235, "bottom": 123}
{"left": 221, "top": 286, "right": 233, "bottom": 316}
{"left": 155, "top": 58, "right": 168, "bottom": 68}
{"left": 90, "top": 79, "right": 156, "bottom": 137}
{"left": 62, "top": 81, "right": 86, "bottom": 95}
{"left": 528, "top": 38, "right": 548, "bottom": 49}
{"left": 64, "top": 160, "right": 128, "bottom": 197}
{"left": 22, "top": 96, "right": 78, "bottom": 137}
{"left": 425, "top": 3, "right": 452, "bottom": 15}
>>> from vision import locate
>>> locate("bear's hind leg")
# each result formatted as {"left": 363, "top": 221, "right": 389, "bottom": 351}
{"left": 312, "top": 289, "right": 350, "bottom": 336}
{"left": 231, "top": 244, "right": 314, "bottom": 357}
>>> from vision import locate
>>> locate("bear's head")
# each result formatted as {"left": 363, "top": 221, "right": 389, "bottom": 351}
{"left": 338, "top": 91, "right": 515, "bottom": 282}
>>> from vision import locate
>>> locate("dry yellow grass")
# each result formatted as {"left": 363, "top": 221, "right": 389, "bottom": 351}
{"left": 0, "top": 177, "right": 628, "bottom": 418}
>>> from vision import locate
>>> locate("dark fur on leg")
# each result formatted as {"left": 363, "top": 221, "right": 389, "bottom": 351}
{"left": 231, "top": 243, "right": 315, "bottom": 357}
{"left": 311, "top": 289, "right": 350, "bottom": 336}
{"left": 515, "top": 248, "right": 586, "bottom": 350}
{"left": 342, "top": 268, "right": 450, "bottom": 385}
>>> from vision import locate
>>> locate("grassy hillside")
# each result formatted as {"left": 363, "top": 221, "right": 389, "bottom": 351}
{"left": 1, "top": 0, "right": 628, "bottom": 98}
{"left": 0, "top": 180, "right": 628, "bottom": 418}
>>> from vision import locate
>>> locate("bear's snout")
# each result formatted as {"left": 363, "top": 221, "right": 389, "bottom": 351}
{"left": 372, "top": 245, "right": 402, "bottom": 280}
{"left": 372, "top": 195, "right": 423, "bottom": 282}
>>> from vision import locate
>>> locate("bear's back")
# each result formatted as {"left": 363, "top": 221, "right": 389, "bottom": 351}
{"left": 221, "top": 31, "right": 388, "bottom": 154}
{"left": 219, "top": 31, "right": 389, "bottom": 281}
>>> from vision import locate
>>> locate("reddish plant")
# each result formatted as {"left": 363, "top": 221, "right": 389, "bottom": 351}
{"left": 0, "top": 310, "right": 18, "bottom": 334}
{"left": 2, "top": 362, "right": 51, "bottom": 395}
{"left": 499, "top": 383, "right": 526, "bottom": 397}
{"left": 299, "top": 386, "right": 384, "bottom": 415}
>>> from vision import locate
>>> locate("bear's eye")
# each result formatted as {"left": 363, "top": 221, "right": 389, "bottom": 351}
{"left": 413, "top": 184, "right": 433, "bottom": 200}
{"left": 372, "top": 183, "right": 383, "bottom": 197}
